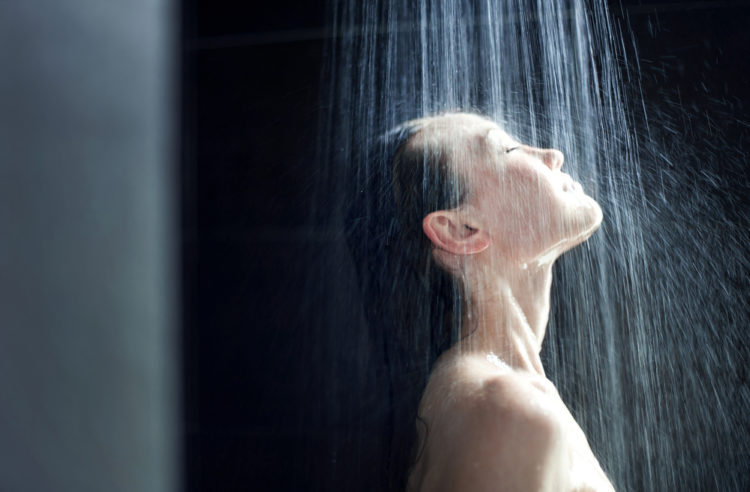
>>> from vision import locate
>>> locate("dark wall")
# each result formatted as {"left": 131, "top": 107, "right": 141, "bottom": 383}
{"left": 181, "top": 2, "right": 333, "bottom": 490}
{"left": 181, "top": 1, "right": 750, "bottom": 491}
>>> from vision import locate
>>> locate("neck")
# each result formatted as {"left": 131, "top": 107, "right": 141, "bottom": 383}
{"left": 455, "top": 260, "right": 555, "bottom": 376}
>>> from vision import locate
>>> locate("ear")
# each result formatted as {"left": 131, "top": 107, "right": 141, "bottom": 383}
{"left": 422, "top": 210, "right": 490, "bottom": 255}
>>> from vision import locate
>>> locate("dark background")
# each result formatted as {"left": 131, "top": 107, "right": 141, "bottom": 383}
{"left": 180, "top": 1, "right": 750, "bottom": 490}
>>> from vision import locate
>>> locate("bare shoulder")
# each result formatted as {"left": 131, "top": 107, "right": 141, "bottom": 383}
{"left": 412, "top": 354, "right": 568, "bottom": 492}
{"left": 421, "top": 352, "right": 560, "bottom": 425}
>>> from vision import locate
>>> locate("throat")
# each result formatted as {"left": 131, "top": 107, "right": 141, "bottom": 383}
{"left": 458, "top": 263, "right": 554, "bottom": 375}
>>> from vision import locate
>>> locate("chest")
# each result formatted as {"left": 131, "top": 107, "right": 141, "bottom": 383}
{"left": 512, "top": 377, "right": 614, "bottom": 492}
{"left": 550, "top": 397, "right": 614, "bottom": 492}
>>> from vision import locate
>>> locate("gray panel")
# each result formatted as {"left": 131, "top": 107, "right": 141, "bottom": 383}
{"left": 0, "top": 2, "right": 177, "bottom": 491}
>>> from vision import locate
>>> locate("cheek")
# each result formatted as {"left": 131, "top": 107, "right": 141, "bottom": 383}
{"left": 479, "top": 171, "right": 556, "bottom": 236}
{"left": 500, "top": 168, "right": 557, "bottom": 217}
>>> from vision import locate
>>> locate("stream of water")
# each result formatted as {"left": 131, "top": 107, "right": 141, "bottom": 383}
{"left": 314, "top": 1, "right": 750, "bottom": 489}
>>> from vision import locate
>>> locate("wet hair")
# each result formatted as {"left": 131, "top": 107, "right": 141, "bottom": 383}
{"left": 344, "top": 116, "right": 470, "bottom": 491}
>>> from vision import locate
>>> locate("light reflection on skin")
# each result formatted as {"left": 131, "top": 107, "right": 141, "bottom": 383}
{"left": 405, "top": 113, "right": 613, "bottom": 492}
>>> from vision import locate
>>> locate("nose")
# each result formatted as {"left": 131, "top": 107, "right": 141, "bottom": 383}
{"left": 538, "top": 148, "right": 564, "bottom": 171}
{"left": 523, "top": 145, "right": 564, "bottom": 170}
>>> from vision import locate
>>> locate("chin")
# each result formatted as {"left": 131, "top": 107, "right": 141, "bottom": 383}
{"left": 523, "top": 197, "right": 604, "bottom": 265}
{"left": 572, "top": 197, "right": 603, "bottom": 243}
{"left": 586, "top": 198, "right": 604, "bottom": 231}
{"left": 556, "top": 196, "right": 603, "bottom": 253}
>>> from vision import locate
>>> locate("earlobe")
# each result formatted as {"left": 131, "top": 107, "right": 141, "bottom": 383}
{"left": 423, "top": 211, "right": 490, "bottom": 255}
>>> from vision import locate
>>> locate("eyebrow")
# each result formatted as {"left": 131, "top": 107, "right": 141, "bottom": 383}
{"left": 485, "top": 127, "right": 518, "bottom": 149}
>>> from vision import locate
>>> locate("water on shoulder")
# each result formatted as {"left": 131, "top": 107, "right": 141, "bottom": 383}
{"left": 408, "top": 353, "right": 615, "bottom": 492}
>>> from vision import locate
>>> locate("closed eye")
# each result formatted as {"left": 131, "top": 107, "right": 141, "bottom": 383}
{"left": 505, "top": 146, "right": 520, "bottom": 154}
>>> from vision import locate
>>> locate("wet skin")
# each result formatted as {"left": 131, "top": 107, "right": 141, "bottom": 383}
{"left": 404, "top": 114, "right": 613, "bottom": 491}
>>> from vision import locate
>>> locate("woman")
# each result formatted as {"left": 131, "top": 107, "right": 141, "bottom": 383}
{"left": 346, "top": 112, "right": 614, "bottom": 491}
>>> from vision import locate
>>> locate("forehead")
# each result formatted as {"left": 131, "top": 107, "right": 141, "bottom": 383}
{"left": 418, "top": 114, "right": 513, "bottom": 152}
{"left": 485, "top": 127, "right": 516, "bottom": 148}
{"left": 412, "top": 115, "right": 515, "bottom": 193}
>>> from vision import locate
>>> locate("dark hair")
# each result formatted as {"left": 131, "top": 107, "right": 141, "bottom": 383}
{"left": 344, "top": 117, "right": 470, "bottom": 490}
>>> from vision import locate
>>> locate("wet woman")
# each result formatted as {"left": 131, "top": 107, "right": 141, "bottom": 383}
{"left": 346, "top": 112, "right": 614, "bottom": 491}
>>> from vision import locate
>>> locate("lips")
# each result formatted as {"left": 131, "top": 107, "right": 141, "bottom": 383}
{"left": 561, "top": 173, "right": 583, "bottom": 193}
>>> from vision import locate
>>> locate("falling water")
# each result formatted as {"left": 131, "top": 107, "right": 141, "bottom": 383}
{"left": 312, "top": 0, "right": 750, "bottom": 490}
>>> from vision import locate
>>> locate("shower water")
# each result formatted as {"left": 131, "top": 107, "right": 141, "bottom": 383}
{"left": 312, "top": 1, "right": 750, "bottom": 490}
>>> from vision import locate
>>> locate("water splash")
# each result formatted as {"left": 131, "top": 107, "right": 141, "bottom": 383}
{"left": 314, "top": 1, "right": 750, "bottom": 489}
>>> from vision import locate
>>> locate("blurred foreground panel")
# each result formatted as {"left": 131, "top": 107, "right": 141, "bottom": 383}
{"left": 0, "top": 2, "right": 178, "bottom": 491}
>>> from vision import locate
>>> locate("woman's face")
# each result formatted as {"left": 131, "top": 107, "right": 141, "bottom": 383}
{"left": 442, "top": 115, "right": 603, "bottom": 264}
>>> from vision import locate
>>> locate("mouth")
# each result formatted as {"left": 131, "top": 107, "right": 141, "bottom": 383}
{"left": 561, "top": 173, "right": 583, "bottom": 193}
